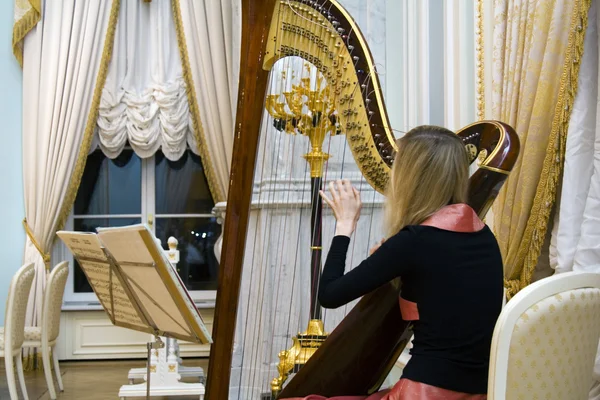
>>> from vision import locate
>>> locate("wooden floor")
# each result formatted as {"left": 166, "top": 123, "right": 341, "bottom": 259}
{"left": 0, "top": 358, "right": 209, "bottom": 399}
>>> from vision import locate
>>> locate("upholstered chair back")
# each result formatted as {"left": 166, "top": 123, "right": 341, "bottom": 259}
{"left": 488, "top": 272, "right": 600, "bottom": 400}
{"left": 4, "top": 263, "right": 35, "bottom": 354}
{"left": 42, "top": 261, "right": 68, "bottom": 342}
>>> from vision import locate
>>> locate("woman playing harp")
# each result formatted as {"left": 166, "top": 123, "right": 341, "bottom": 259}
{"left": 205, "top": 0, "right": 519, "bottom": 398}
{"left": 283, "top": 126, "right": 502, "bottom": 400}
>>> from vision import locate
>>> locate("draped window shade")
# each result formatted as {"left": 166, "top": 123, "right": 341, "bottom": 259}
{"left": 91, "top": 0, "right": 199, "bottom": 161}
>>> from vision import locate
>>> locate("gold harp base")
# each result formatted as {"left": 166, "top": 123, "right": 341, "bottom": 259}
{"left": 270, "top": 319, "right": 329, "bottom": 397}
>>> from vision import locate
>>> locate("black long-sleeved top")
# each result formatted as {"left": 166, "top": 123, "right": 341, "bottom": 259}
{"left": 318, "top": 224, "right": 503, "bottom": 394}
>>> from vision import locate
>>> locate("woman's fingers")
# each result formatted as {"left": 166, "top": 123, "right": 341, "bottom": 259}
{"left": 326, "top": 179, "right": 360, "bottom": 204}
{"left": 336, "top": 179, "right": 345, "bottom": 197}
{"left": 328, "top": 181, "right": 340, "bottom": 202}
{"left": 334, "top": 179, "right": 355, "bottom": 198}
{"left": 319, "top": 190, "right": 336, "bottom": 214}
{"left": 319, "top": 190, "right": 334, "bottom": 208}
{"left": 343, "top": 179, "right": 353, "bottom": 196}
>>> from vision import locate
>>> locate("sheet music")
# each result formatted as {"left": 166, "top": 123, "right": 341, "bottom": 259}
{"left": 97, "top": 225, "right": 212, "bottom": 344}
{"left": 56, "top": 231, "right": 149, "bottom": 332}
{"left": 58, "top": 226, "right": 211, "bottom": 344}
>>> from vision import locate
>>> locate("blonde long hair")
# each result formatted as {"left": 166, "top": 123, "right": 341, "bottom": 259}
{"left": 384, "top": 125, "right": 469, "bottom": 237}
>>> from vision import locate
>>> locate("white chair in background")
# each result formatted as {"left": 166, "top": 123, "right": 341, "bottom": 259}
{"left": 0, "top": 263, "right": 35, "bottom": 400}
{"left": 488, "top": 271, "right": 600, "bottom": 399}
{"left": 22, "top": 261, "right": 69, "bottom": 399}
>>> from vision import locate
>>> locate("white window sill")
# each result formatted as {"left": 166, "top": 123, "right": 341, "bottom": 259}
{"left": 61, "top": 300, "right": 216, "bottom": 311}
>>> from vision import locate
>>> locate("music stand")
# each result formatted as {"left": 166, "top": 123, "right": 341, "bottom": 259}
{"left": 57, "top": 224, "right": 212, "bottom": 399}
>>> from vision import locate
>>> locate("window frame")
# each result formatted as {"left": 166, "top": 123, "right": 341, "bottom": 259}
{"left": 61, "top": 150, "right": 218, "bottom": 309}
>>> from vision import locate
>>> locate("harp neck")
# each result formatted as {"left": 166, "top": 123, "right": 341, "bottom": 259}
{"left": 263, "top": 0, "right": 397, "bottom": 192}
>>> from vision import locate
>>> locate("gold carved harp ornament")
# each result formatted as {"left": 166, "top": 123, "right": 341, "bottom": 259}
{"left": 205, "top": 1, "right": 520, "bottom": 399}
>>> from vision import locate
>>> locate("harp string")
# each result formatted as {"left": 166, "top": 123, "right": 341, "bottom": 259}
{"left": 269, "top": 1, "right": 336, "bottom": 391}
{"left": 306, "top": 0, "right": 348, "bottom": 325}
{"left": 338, "top": 16, "right": 366, "bottom": 320}
{"left": 238, "top": 2, "right": 291, "bottom": 394}
{"left": 305, "top": 0, "right": 392, "bottom": 386}
{"left": 323, "top": 15, "right": 386, "bottom": 322}
{"left": 276, "top": 3, "right": 313, "bottom": 391}
{"left": 261, "top": 5, "right": 304, "bottom": 393}
{"left": 240, "top": 65, "right": 278, "bottom": 399}
{"left": 268, "top": 6, "right": 300, "bottom": 393}
{"left": 304, "top": 0, "right": 336, "bottom": 329}
{"left": 261, "top": 2, "right": 320, "bottom": 394}
{"left": 287, "top": 2, "right": 329, "bottom": 383}
{"left": 343, "top": 65, "right": 388, "bottom": 318}
{"left": 317, "top": 0, "right": 343, "bottom": 324}
{"left": 273, "top": 1, "right": 323, "bottom": 354}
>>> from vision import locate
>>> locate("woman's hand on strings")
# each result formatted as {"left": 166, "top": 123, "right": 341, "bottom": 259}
{"left": 319, "top": 179, "right": 362, "bottom": 237}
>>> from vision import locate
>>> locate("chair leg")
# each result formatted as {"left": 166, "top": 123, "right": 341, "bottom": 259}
{"left": 16, "top": 354, "right": 29, "bottom": 400}
{"left": 42, "top": 344, "right": 57, "bottom": 399}
{"left": 4, "top": 354, "right": 19, "bottom": 400}
{"left": 51, "top": 346, "right": 64, "bottom": 391}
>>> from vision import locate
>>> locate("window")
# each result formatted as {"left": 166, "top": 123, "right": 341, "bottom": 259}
{"left": 62, "top": 147, "right": 220, "bottom": 305}
{"left": 153, "top": 150, "right": 220, "bottom": 293}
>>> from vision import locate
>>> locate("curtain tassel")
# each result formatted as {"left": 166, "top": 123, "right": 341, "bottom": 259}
{"left": 22, "top": 218, "right": 51, "bottom": 270}
{"left": 504, "top": 278, "right": 521, "bottom": 301}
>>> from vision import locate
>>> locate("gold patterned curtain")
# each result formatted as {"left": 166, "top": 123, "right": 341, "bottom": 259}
{"left": 12, "top": 0, "right": 41, "bottom": 67}
{"left": 490, "top": 0, "right": 592, "bottom": 298}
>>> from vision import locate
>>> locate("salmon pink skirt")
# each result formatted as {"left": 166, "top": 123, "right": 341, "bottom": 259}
{"left": 282, "top": 378, "right": 487, "bottom": 400}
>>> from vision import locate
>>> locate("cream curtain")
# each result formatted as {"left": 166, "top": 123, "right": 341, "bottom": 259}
{"left": 490, "top": 0, "right": 592, "bottom": 298}
{"left": 20, "top": 0, "right": 118, "bottom": 367}
{"left": 92, "top": 0, "right": 197, "bottom": 162}
{"left": 550, "top": 0, "right": 599, "bottom": 276}
{"left": 549, "top": 1, "right": 600, "bottom": 398}
{"left": 175, "top": 0, "right": 241, "bottom": 202}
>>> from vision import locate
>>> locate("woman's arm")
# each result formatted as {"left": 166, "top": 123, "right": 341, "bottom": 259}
{"left": 318, "top": 229, "right": 416, "bottom": 308}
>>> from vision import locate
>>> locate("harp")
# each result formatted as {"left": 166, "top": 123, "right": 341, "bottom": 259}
{"left": 205, "top": 1, "right": 520, "bottom": 399}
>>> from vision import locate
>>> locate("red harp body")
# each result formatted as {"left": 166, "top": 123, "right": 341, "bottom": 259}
{"left": 205, "top": 1, "right": 520, "bottom": 398}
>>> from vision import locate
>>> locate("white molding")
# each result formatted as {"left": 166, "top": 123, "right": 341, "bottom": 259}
{"left": 153, "top": 213, "right": 215, "bottom": 218}
{"left": 249, "top": 176, "right": 385, "bottom": 208}
{"left": 406, "top": 0, "right": 419, "bottom": 128}
{"left": 72, "top": 214, "right": 142, "bottom": 219}
{"left": 385, "top": 0, "right": 405, "bottom": 131}
{"left": 417, "top": 0, "right": 430, "bottom": 124}
{"left": 483, "top": 0, "right": 494, "bottom": 119}
{"left": 458, "top": 0, "right": 475, "bottom": 126}
{"left": 55, "top": 310, "right": 213, "bottom": 360}
{"left": 61, "top": 299, "right": 215, "bottom": 312}
{"left": 444, "top": 1, "right": 459, "bottom": 129}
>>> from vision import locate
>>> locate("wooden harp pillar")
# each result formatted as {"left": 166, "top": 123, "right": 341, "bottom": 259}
{"left": 205, "top": 1, "right": 520, "bottom": 399}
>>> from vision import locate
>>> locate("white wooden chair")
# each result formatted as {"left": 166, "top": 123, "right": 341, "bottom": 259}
{"left": 22, "top": 261, "right": 68, "bottom": 399}
{"left": 488, "top": 271, "right": 600, "bottom": 399}
{"left": 0, "top": 263, "right": 35, "bottom": 400}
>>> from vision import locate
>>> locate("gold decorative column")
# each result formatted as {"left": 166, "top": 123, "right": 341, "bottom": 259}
{"left": 265, "top": 65, "right": 342, "bottom": 396}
